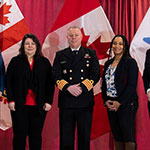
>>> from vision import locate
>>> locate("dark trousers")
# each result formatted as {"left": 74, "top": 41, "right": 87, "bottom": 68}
{"left": 107, "top": 100, "right": 138, "bottom": 142}
{"left": 59, "top": 108, "right": 93, "bottom": 150}
{"left": 11, "top": 106, "right": 47, "bottom": 150}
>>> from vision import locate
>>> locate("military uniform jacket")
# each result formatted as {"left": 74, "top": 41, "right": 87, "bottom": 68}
{"left": 53, "top": 46, "right": 100, "bottom": 108}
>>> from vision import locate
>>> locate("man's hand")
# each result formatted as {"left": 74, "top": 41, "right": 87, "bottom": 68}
{"left": 67, "top": 84, "right": 82, "bottom": 97}
{"left": 8, "top": 102, "right": 15, "bottom": 111}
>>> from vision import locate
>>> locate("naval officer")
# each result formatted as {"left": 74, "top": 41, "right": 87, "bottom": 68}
{"left": 52, "top": 26, "right": 100, "bottom": 150}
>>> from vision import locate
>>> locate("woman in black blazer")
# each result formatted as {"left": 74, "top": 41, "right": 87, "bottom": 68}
{"left": 102, "top": 35, "right": 138, "bottom": 150}
{"left": 6, "top": 34, "right": 54, "bottom": 150}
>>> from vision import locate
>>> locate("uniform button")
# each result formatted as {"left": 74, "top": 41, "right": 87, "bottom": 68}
{"left": 86, "top": 64, "right": 89, "bottom": 67}
{"left": 69, "top": 77, "right": 72, "bottom": 80}
{"left": 86, "top": 60, "right": 89, "bottom": 63}
{"left": 81, "top": 77, "right": 84, "bottom": 80}
{"left": 81, "top": 69, "right": 84, "bottom": 72}
{"left": 69, "top": 70, "right": 72, "bottom": 73}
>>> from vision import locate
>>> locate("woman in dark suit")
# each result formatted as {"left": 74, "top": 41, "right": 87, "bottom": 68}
{"left": 6, "top": 33, "right": 54, "bottom": 150}
{"left": 101, "top": 35, "right": 138, "bottom": 150}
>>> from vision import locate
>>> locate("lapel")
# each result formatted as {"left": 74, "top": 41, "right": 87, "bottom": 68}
{"left": 63, "top": 47, "right": 73, "bottom": 59}
{"left": 62, "top": 48, "right": 74, "bottom": 69}
{"left": 20, "top": 54, "right": 39, "bottom": 80}
{"left": 115, "top": 57, "right": 126, "bottom": 79}
{"left": 20, "top": 54, "right": 31, "bottom": 71}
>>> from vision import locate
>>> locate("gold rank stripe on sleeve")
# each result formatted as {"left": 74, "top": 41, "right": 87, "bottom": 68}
{"left": 82, "top": 79, "right": 94, "bottom": 91}
{"left": 56, "top": 80, "right": 68, "bottom": 91}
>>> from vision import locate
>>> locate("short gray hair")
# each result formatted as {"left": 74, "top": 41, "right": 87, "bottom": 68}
{"left": 67, "top": 26, "right": 81, "bottom": 32}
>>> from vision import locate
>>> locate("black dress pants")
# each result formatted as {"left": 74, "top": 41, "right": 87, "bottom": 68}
{"left": 59, "top": 108, "right": 93, "bottom": 150}
{"left": 11, "top": 106, "right": 47, "bottom": 150}
{"left": 107, "top": 100, "right": 138, "bottom": 142}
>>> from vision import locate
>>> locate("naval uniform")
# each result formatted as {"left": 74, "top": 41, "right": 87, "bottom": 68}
{"left": 52, "top": 46, "right": 100, "bottom": 150}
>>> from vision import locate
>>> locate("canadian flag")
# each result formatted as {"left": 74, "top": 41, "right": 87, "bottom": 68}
{"left": 0, "top": 0, "right": 29, "bottom": 67}
{"left": 42, "top": 0, "right": 114, "bottom": 139}
{"left": 130, "top": 7, "right": 150, "bottom": 150}
{"left": 0, "top": 0, "right": 29, "bottom": 130}
{"left": 130, "top": 8, "right": 150, "bottom": 74}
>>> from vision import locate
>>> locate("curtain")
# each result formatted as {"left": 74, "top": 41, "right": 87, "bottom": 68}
{"left": 100, "top": 0, "right": 150, "bottom": 43}
{"left": 15, "top": 0, "right": 65, "bottom": 44}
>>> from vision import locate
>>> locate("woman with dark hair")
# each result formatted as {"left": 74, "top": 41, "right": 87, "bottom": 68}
{"left": 101, "top": 35, "right": 138, "bottom": 150}
{"left": 6, "top": 33, "right": 54, "bottom": 150}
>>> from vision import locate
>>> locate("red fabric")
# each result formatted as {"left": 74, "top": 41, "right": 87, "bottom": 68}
{"left": 0, "top": 19, "right": 30, "bottom": 52}
{"left": 15, "top": 0, "right": 65, "bottom": 44}
{"left": 91, "top": 93, "right": 110, "bottom": 139}
{"left": 99, "top": 0, "right": 150, "bottom": 43}
{"left": 50, "top": 0, "right": 100, "bottom": 32}
{"left": 25, "top": 89, "right": 36, "bottom": 106}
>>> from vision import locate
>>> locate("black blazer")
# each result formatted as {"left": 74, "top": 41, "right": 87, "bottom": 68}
{"left": 6, "top": 54, "right": 54, "bottom": 111}
{"left": 52, "top": 46, "right": 100, "bottom": 108}
{"left": 102, "top": 56, "right": 138, "bottom": 105}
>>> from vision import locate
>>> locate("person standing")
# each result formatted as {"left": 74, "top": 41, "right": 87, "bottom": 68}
{"left": 6, "top": 33, "right": 54, "bottom": 150}
{"left": 52, "top": 26, "right": 100, "bottom": 150}
{"left": 101, "top": 35, "right": 138, "bottom": 150}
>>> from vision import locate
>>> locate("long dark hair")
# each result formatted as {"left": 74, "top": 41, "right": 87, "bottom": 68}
{"left": 19, "top": 33, "right": 42, "bottom": 58}
{"left": 109, "top": 34, "right": 129, "bottom": 59}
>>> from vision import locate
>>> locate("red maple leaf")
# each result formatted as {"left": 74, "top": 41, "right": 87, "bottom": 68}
{"left": 0, "top": 3, "right": 11, "bottom": 25}
{"left": 81, "top": 28, "right": 111, "bottom": 76}
{"left": 81, "top": 28, "right": 111, "bottom": 60}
